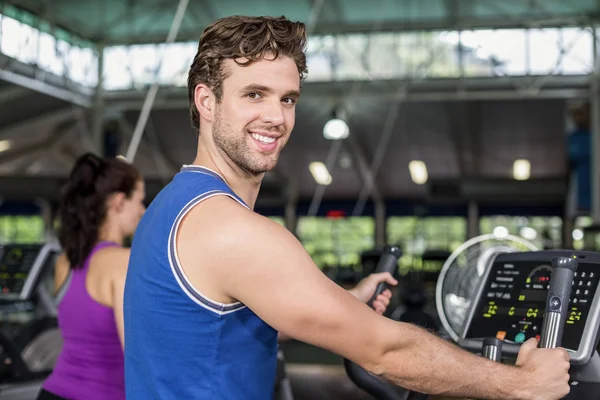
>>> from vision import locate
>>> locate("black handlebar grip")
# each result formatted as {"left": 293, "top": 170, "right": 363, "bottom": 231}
{"left": 482, "top": 337, "right": 503, "bottom": 362}
{"left": 539, "top": 256, "right": 578, "bottom": 349}
{"left": 367, "top": 246, "right": 402, "bottom": 308}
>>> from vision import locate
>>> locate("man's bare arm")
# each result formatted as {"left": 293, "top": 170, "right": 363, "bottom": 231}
{"left": 178, "top": 197, "right": 569, "bottom": 400}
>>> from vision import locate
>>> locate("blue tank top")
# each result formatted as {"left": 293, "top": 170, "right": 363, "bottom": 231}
{"left": 123, "top": 165, "right": 278, "bottom": 399}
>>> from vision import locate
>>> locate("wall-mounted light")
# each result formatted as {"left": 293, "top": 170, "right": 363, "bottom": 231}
{"left": 309, "top": 161, "right": 332, "bottom": 185}
{"left": 409, "top": 160, "right": 428, "bottom": 185}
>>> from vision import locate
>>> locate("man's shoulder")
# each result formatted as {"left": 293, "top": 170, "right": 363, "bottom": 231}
{"left": 151, "top": 171, "right": 239, "bottom": 212}
{"left": 180, "top": 196, "right": 287, "bottom": 251}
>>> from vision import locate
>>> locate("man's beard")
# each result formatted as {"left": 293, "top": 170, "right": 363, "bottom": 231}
{"left": 212, "top": 106, "right": 286, "bottom": 175}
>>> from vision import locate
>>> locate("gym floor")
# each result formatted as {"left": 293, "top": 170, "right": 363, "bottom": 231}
{"left": 283, "top": 342, "right": 454, "bottom": 400}
{"left": 282, "top": 341, "right": 372, "bottom": 399}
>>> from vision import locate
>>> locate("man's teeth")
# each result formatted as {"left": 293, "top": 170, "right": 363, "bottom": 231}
{"left": 251, "top": 133, "right": 276, "bottom": 144}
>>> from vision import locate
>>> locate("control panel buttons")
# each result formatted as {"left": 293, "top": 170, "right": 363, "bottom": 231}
{"left": 549, "top": 296, "right": 562, "bottom": 311}
{"left": 515, "top": 332, "right": 526, "bottom": 343}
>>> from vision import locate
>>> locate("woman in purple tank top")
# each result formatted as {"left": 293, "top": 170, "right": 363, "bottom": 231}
{"left": 37, "top": 153, "right": 146, "bottom": 400}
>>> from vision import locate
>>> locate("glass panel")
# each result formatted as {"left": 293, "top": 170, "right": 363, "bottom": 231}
{"left": 0, "top": 13, "right": 98, "bottom": 87}
{"left": 460, "top": 29, "right": 526, "bottom": 76}
{"left": 297, "top": 216, "right": 374, "bottom": 271}
{"left": 479, "top": 216, "right": 563, "bottom": 249}
{"left": 0, "top": 216, "right": 45, "bottom": 244}
{"left": 98, "top": 28, "right": 593, "bottom": 90}
{"left": 387, "top": 217, "right": 467, "bottom": 275}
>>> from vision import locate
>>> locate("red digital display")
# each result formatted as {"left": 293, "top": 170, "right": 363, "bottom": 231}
{"left": 326, "top": 210, "right": 346, "bottom": 219}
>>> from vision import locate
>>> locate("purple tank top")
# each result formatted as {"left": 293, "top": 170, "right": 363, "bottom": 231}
{"left": 43, "top": 241, "right": 125, "bottom": 400}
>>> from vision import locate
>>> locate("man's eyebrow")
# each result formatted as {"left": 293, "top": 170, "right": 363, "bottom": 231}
{"left": 240, "top": 83, "right": 272, "bottom": 93}
{"left": 240, "top": 84, "right": 300, "bottom": 98}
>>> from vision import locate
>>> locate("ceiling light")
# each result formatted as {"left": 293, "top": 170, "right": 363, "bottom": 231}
{"left": 493, "top": 226, "right": 509, "bottom": 238}
{"left": 519, "top": 226, "right": 537, "bottom": 240}
{"left": 0, "top": 140, "right": 11, "bottom": 153}
{"left": 513, "top": 159, "right": 530, "bottom": 181}
{"left": 323, "top": 118, "right": 349, "bottom": 140}
{"left": 309, "top": 161, "right": 332, "bottom": 185}
{"left": 409, "top": 160, "right": 428, "bottom": 185}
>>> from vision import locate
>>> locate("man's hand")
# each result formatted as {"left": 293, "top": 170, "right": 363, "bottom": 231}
{"left": 348, "top": 272, "right": 398, "bottom": 315}
{"left": 514, "top": 337, "right": 571, "bottom": 399}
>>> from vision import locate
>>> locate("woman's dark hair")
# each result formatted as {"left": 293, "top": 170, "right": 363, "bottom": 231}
{"left": 58, "top": 153, "right": 141, "bottom": 268}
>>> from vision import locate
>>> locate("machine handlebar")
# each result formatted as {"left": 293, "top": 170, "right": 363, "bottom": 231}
{"left": 539, "top": 256, "right": 578, "bottom": 349}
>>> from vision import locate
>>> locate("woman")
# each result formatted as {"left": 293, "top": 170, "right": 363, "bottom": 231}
{"left": 38, "top": 153, "right": 146, "bottom": 400}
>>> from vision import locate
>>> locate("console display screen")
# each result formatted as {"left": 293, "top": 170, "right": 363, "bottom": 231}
{"left": 464, "top": 259, "right": 599, "bottom": 352}
{"left": 0, "top": 245, "right": 41, "bottom": 296}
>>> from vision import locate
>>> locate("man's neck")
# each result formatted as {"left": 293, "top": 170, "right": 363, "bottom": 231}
{"left": 192, "top": 145, "right": 262, "bottom": 210}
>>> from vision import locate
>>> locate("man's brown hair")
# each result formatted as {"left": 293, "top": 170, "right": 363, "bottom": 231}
{"left": 187, "top": 15, "right": 308, "bottom": 130}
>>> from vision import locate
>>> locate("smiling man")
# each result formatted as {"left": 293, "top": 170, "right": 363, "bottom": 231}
{"left": 123, "top": 15, "right": 571, "bottom": 400}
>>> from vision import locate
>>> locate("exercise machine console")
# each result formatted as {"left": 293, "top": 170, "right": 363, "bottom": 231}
{"left": 0, "top": 241, "right": 62, "bottom": 399}
{"left": 460, "top": 250, "right": 600, "bottom": 399}
{"left": 346, "top": 249, "right": 600, "bottom": 400}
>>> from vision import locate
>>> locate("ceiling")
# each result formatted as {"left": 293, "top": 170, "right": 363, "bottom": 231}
{"left": 5, "top": 0, "right": 599, "bottom": 44}
{"left": 0, "top": 0, "right": 596, "bottom": 213}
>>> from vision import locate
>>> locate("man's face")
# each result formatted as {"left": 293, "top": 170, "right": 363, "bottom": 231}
{"left": 212, "top": 55, "right": 300, "bottom": 175}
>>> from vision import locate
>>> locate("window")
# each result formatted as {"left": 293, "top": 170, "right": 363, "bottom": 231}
{"left": 479, "top": 216, "right": 562, "bottom": 249}
{"left": 0, "top": 216, "right": 45, "bottom": 243}
{"left": 296, "top": 217, "right": 374, "bottom": 270}
{"left": 387, "top": 217, "right": 466, "bottom": 274}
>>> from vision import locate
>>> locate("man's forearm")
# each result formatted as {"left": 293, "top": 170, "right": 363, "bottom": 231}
{"left": 376, "top": 323, "right": 528, "bottom": 400}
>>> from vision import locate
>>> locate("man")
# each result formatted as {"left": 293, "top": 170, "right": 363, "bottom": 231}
{"left": 123, "top": 15, "right": 571, "bottom": 400}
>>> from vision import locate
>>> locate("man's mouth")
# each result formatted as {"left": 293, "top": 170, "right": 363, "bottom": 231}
{"left": 251, "top": 133, "right": 276, "bottom": 144}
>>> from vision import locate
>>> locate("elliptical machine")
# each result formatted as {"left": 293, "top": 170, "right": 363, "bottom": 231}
{"left": 344, "top": 245, "right": 600, "bottom": 400}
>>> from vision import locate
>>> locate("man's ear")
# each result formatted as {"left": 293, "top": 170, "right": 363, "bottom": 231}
{"left": 194, "top": 84, "right": 215, "bottom": 123}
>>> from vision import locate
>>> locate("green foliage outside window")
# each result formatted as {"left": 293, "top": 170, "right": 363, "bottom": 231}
{"left": 0, "top": 216, "right": 45, "bottom": 244}
{"left": 387, "top": 217, "right": 467, "bottom": 275}
{"left": 479, "top": 216, "right": 563, "bottom": 249}
{"left": 296, "top": 217, "right": 374, "bottom": 269}
{"left": 573, "top": 216, "right": 598, "bottom": 250}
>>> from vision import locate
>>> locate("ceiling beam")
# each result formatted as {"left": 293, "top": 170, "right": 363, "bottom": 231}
{"left": 103, "top": 75, "right": 590, "bottom": 111}
{"left": 0, "top": 174, "right": 286, "bottom": 206}
{"left": 0, "top": 68, "right": 92, "bottom": 108}
{"left": 426, "top": 177, "right": 568, "bottom": 203}
{"left": 0, "top": 54, "right": 93, "bottom": 107}
{"left": 345, "top": 135, "right": 382, "bottom": 203}
{"left": 445, "top": 102, "right": 482, "bottom": 177}
{"left": 0, "top": 107, "right": 85, "bottom": 140}
{"left": 96, "top": 15, "right": 596, "bottom": 45}
{"left": 0, "top": 85, "right": 29, "bottom": 105}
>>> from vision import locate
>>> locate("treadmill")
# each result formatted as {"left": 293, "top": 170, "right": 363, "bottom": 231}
{"left": 0, "top": 241, "right": 62, "bottom": 400}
